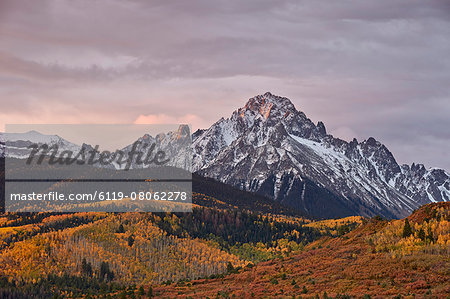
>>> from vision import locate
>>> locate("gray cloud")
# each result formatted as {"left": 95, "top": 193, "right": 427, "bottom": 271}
{"left": 0, "top": 0, "right": 449, "bottom": 170}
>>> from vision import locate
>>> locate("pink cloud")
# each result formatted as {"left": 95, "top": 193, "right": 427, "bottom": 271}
{"left": 134, "top": 113, "right": 205, "bottom": 131}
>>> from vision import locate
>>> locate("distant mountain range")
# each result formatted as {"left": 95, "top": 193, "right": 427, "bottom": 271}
{"left": 0, "top": 127, "right": 191, "bottom": 170}
{"left": 1, "top": 92, "right": 448, "bottom": 218}
{"left": 0, "top": 130, "right": 81, "bottom": 160}
{"left": 192, "top": 92, "right": 449, "bottom": 218}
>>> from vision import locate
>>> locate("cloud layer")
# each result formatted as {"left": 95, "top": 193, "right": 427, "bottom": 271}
{"left": 0, "top": 0, "right": 449, "bottom": 169}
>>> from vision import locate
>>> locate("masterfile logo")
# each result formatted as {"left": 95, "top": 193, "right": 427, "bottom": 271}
{"left": 26, "top": 140, "right": 170, "bottom": 170}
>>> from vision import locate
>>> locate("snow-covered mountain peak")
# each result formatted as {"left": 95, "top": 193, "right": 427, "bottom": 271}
{"left": 238, "top": 92, "right": 297, "bottom": 122}
{"left": 193, "top": 93, "right": 449, "bottom": 218}
{"left": 0, "top": 130, "right": 61, "bottom": 144}
{"left": 0, "top": 130, "right": 82, "bottom": 160}
{"left": 176, "top": 124, "right": 191, "bottom": 139}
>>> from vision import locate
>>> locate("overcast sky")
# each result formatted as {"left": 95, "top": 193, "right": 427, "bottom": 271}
{"left": 0, "top": 0, "right": 449, "bottom": 170}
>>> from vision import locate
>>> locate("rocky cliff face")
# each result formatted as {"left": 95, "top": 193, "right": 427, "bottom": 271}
{"left": 192, "top": 92, "right": 449, "bottom": 218}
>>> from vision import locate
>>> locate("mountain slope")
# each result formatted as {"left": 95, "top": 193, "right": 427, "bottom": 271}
{"left": 193, "top": 92, "right": 449, "bottom": 218}
{"left": 192, "top": 174, "right": 307, "bottom": 217}
{"left": 155, "top": 202, "right": 450, "bottom": 298}
{"left": 0, "top": 131, "right": 82, "bottom": 160}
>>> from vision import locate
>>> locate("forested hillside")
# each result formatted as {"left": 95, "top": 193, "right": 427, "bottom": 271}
{"left": 155, "top": 203, "right": 450, "bottom": 298}
{"left": 0, "top": 188, "right": 363, "bottom": 298}
{"left": 0, "top": 182, "right": 446, "bottom": 298}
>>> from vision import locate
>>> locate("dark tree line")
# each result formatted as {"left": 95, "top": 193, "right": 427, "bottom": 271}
{"left": 148, "top": 207, "right": 323, "bottom": 250}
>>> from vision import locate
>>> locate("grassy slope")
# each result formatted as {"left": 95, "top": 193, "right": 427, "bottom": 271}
{"left": 154, "top": 203, "right": 450, "bottom": 298}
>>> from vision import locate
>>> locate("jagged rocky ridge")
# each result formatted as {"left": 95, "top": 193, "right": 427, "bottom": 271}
{"left": 0, "top": 126, "right": 192, "bottom": 171}
{"left": 119, "top": 125, "right": 192, "bottom": 170}
{"left": 192, "top": 92, "right": 449, "bottom": 218}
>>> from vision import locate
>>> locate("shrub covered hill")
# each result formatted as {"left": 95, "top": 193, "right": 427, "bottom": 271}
{"left": 0, "top": 181, "right": 447, "bottom": 298}
{"left": 155, "top": 202, "right": 449, "bottom": 298}
{"left": 0, "top": 178, "right": 362, "bottom": 298}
